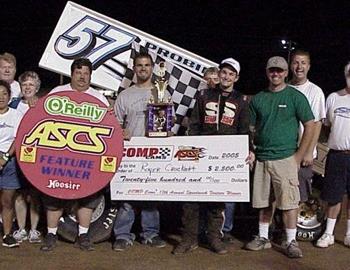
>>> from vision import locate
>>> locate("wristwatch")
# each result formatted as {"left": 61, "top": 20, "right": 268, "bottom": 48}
{"left": 2, "top": 152, "right": 10, "bottom": 162}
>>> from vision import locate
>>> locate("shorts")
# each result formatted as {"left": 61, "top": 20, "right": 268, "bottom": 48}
{"left": 0, "top": 157, "right": 21, "bottom": 190}
{"left": 321, "top": 150, "right": 350, "bottom": 204}
{"left": 42, "top": 191, "right": 103, "bottom": 211}
{"left": 252, "top": 155, "right": 300, "bottom": 210}
{"left": 298, "top": 166, "right": 313, "bottom": 202}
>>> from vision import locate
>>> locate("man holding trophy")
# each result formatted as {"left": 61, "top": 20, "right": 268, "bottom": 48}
{"left": 113, "top": 52, "right": 173, "bottom": 251}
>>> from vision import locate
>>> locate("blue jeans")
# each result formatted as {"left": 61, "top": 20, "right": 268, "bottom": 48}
{"left": 113, "top": 202, "right": 160, "bottom": 242}
{"left": 223, "top": 202, "right": 236, "bottom": 233}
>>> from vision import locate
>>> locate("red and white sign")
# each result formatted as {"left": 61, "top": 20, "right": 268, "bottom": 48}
{"left": 16, "top": 91, "right": 123, "bottom": 199}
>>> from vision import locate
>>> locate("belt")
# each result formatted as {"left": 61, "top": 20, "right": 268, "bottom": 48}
{"left": 330, "top": 149, "right": 350, "bottom": 154}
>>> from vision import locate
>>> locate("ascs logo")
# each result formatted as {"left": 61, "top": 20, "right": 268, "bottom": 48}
{"left": 123, "top": 146, "right": 173, "bottom": 161}
{"left": 174, "top": 146, "right": 206, "bottom": 161}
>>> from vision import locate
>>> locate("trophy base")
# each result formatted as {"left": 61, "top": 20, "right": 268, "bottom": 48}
{"left": 147, "top": 131, "right": 171, "bottom": 138}
{"left": 146, "top": 103, "right": 173, "bottom": 138}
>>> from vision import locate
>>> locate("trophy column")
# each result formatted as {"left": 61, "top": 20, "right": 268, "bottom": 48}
{"left": 146, "top": 62, "right": 173, "bottom": 137}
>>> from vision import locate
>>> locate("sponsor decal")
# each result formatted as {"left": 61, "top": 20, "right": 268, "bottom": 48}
{"left": 100, "top": 156, "right": 118, "bottom": 172}
{"left": 45, "top": 96, "right": 107, "bottom": 122}
{"left": 19, "top": 146, "right": 37, "bottom": 163}
{"left": 221, "top": 115, "right": 234, "bottom": 126}
{"left": 46, "top": 179, "right": 81, "bottom": 190}
{"left": 204, "top": 115, "right": 217, "bottom": 124}
{"left": 23, "top": 120, "right": 113, "bottom": 154}
{"left": 122, "top": 146, "right": 173, "bottom": 161}
{"left": 174, "top": 146, "right": 206, "bottom": 161}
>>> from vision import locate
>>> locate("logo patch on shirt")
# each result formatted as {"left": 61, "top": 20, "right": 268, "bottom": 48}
{"left": 205, "top": 115, "right": 217, "bottom": 124}
{"left": 278, "top": 104, "right": 287, "bottom": 108}
{"left": 221, "top": 115, "right": 234, "bottom": 126}
{"left": 334, "top": 107, "right": 350, "bottom": 118}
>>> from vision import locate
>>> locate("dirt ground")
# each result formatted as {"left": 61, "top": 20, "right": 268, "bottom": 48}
{"left": 0, "top": 204, "right": 349, "bottom": 270}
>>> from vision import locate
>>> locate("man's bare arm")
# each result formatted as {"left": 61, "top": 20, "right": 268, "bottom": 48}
{"left": 302, "top": 120, "right": 322, "bottom": 166}
{"left": 295, "top": 120, "right": 315, "bottom": 165}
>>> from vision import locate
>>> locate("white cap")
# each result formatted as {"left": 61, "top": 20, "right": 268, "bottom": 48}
{"left": 219, "top": 58, "right": 240, "bottom": 75}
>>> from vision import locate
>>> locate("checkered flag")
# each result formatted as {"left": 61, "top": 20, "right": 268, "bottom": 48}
{"left": 118, "top": 42, "right": 202, "bottom": 134}
{"left": 158, "top": 147, "right": 172, "bottom": 158}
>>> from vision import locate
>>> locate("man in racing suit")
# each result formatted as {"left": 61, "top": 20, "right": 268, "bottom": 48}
{"left": 173, "top": 58, "right": 250, "bottom": 255}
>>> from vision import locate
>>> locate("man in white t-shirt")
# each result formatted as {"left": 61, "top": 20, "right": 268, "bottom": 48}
{"left": 289, "top": 50, "right": 326, "bottom": 202}
{"left": 41, "top": 58, "right": 108, "bottom": 252}
{"left": 0, "top": 53, "right": 21, "bottom": 101}
{"left": 316, "top": 62, "right": 350, "bottom": 248}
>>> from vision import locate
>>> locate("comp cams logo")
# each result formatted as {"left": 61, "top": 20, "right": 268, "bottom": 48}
{"left": 123, "top": 146, "right": 173, "bottom": 161}
{"left": 174, "top": 146, "right": 206, "bottom": 161}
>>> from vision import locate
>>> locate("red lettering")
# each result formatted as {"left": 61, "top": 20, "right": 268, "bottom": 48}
{"left": 136, "top": 148, "right": 148, "bottom": 157}
{"left": 124, "top": 147, "right": 160, "bottom": 157}
{"left": 149, "top": 148, "right": 158, "bottom": 157}
{"left": 175, "top": 150, "right": 199, "bottom": 159}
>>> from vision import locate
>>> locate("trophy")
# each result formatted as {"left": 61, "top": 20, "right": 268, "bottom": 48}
{"left": 146, "top": 62, "right": 173, "bottom": 137}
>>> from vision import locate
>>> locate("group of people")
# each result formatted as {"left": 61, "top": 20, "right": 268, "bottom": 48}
{"left": 0, "top": 53, "right": 42, "bottom": 247}
{"left": 0, "top": 49, "right": 349, "bottom": 261}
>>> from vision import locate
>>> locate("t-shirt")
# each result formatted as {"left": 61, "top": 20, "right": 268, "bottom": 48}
{"left": 291, "top": 80, "right": 326, "bottom": 158}
{"left": 114, "top": 85, "right": 172, "bottom": 137}
{"left": 0, "top": 108, "right": 23, "bottom": 152}
{"left": 16, "top": 101, "right": 30, "bottom": 115}
{"left": 10, "top": 80, "right": 21, "bottom": 101}
{"left": 325, "top": 90, "right": 350, "bottom": 150}
{"left": 50, "top": 83, "right": 109, "bottom": 106}
{"left": 250, "top": 85, "right": 314, "bottom": 161}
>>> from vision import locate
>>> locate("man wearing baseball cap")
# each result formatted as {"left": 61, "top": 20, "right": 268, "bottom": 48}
{"left": 246, "top": 56, "right": 315, "bottom": 258}
{"left": 218, "top": 58, "right": 248, "bottom": 244}
{"left": 173, "top": 57, "right": 250, "bottom": 255}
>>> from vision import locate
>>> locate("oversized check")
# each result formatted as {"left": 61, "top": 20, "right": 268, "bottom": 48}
{"left": 110, "top": 135, "right": 249, "bottom": 202}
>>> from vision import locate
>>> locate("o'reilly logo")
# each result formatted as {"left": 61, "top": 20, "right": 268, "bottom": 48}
{"left": 45, "top": 96, "right": 106, "bottom": 123}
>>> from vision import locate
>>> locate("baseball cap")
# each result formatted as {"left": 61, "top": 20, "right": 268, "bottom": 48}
{"left": 266, "top": 56, "right": 288, "bottom": 70}
{"left": 219, "top": 58, "right": 240, "bottom": 75}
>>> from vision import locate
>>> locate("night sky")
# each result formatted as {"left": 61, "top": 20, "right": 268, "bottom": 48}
{"left": 1, "top": 0, "right": 350, "bottom": 96}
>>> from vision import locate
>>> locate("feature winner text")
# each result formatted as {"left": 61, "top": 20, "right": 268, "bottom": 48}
{"left": 40, "top": 155, "right": 94, "bottom": 189}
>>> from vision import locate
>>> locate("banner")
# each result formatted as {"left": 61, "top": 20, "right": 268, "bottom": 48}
{"left": 110, "top": 135, "right": 250, "bottom": 202}
{"left": 39, "top": 1, "right": 216, "bottom": 92}
{"left": 15, "top": 91, "right": 124, "bottom": 199}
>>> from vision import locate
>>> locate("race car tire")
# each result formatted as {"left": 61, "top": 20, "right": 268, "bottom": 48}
{"left": 57, "top": 192, "right": 118, "bottom": 243}
{"left": 296, "top": 196, "right": 326, "bottom": 242}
